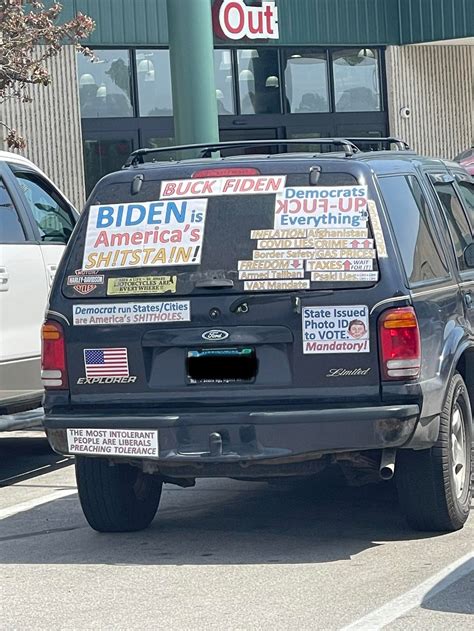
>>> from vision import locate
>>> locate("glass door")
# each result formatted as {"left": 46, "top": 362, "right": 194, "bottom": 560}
{"left": 82, "top": 131, "right": 139, "bottom": 196}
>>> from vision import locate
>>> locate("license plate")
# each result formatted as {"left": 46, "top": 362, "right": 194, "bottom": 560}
{"left": 187, "top": 347, "right": 257, "bottom": 384}
{"left": 187, "top": 347, "right": 254, "bottom": 359}
{"left": 67, "top": 428, "right": 159, "bottom": 459}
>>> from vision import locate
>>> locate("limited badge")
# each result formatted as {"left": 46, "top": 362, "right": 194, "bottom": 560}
{"left": 67, "top": 270, "right": 104, "bottom": 295}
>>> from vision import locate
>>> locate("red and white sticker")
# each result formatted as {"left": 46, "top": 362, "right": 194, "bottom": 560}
{"left": 306, "top": 259, "right": 374, "bottom": 272}
{"left": 160, "top": 176, "right": 286, "bottom": 199}
{"left": 244, "top": 279, "right": 310, "bottom": 291}
{"left": 250, "top": 228, "right": 369, "bottom": 239}
{"left": 257, "top": 238, "right": 374, "bottom": 250}
{"left": 238, "top": 259, "right": 303, "bottom": 271}
{"left": 239, "top": 269, "right": 305, "bottom": 280}
{"left": 254, "top": 249, "right": 376, "bottom": 260}
{"left": 302, "top": 305, "right": 370, "bottom": 354}
{"left": 274, "top": 186, "right": 368, "bottom": 230}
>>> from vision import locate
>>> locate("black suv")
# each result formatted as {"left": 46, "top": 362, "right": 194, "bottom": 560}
{"left": 43, "top": 138, "right": 474, "bottom": 533}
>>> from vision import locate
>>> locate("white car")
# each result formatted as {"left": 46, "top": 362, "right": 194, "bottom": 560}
{"left": 0, "top": 151, "right": 78, "bottom": 429}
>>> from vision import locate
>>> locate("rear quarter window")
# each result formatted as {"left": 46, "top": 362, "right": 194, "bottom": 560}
{"left": 378, "top": 175, "right": 449, "bottom": 286}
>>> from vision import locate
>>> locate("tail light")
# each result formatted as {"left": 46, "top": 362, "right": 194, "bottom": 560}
{"left": 41, "top": 321, "right": 68, "bottom": 388}
{"left": 192, "top": 167, "right": 260, "bottom": 178}
{"left": 379, "top": 307, "right": 421, "bottom": 380}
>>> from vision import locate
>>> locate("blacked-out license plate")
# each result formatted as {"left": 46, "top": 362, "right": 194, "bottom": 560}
{"left": 187, "top": 347, "right": 257, "bottom": 384}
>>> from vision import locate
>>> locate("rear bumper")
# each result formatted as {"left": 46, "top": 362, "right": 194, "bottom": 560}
{"left": 45, "top": 404, "right": 420, "bottom": 468}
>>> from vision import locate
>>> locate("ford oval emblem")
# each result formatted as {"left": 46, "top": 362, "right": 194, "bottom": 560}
{"left": 202, "top": 329, "right": 230, "bottom": 341}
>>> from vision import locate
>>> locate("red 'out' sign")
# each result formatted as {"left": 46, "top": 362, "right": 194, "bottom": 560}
{"left": 215, "top": 0, "right": 279, "bottom": 40}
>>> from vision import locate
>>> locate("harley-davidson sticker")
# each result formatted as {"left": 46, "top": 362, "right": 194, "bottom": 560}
{"left": 67, "top": 270, "right": 104, "bottom": 295}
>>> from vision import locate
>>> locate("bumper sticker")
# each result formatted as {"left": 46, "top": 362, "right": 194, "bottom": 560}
{"left": 274, "top": 186, "right": 369, "bottom": 229}
{"left": 107, "top": 276, "right": 177, "bottom": 296}
{"left": 83, "top": 348, "right": 129, "bottom": 379}
{"left": 67, "top": 428, "right": 158, "bottom": 458}
{"left": 244, "top": 280, "right": 310, "bottom": 291}
{"left": 368, "top": 200, "right": 388, "bottom": 258}
{"left": 83, "top": 199, "right": 208, "bottom": 271}
{"left": 302, "top": 305, "right": 370, "bottom": 354}
{"left": 67, "top": 269, "right": 104, "bottom": 295}
{"left": 73, "top": 301, "right": 191, "bottom": 326}
{"left": 253, "top": 248, "right": 376, "bottom": 260}
{"left": 160, "top": 175, "right": 286, "bottom": 199}
{"left": 310, "top": 271, "right": 379, "bottom": 282}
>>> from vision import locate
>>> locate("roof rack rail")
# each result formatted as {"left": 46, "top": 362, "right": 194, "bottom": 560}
{"left": 347, "top": 137, "right": 410, "bottom": 151}
{"left": 123, "top": 138, "right": 360, "bottom": 166}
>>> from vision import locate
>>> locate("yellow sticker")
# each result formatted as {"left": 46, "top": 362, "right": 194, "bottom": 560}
{"left": 107, "top": 276, "right": 177, "bottom": 296}
{"left": 367, "top": 200, "right": 388, "bottom": 258}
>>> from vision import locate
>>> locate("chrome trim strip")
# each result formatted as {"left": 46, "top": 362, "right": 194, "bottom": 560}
{"left": 370, "top": 295, "right": 410, "bottom": 315}
{"left": 47, "top": 310, "right": 70, "bottom": 326}
{"left": 411, "top": 284, "right": 459, "bottom": 298}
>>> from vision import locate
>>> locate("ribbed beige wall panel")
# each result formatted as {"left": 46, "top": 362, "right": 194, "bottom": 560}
{"left": 0, "top": 46, "right": 85, "bottom": 208}
{"left": 386, "top": 45, "right": 474, "bottom": 159}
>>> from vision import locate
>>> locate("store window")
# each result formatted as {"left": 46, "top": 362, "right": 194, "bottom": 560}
{"left": 137, "top": 50, "right": 173, "bottom": 117}
{"left": 283, "top": 50, "right": 329, "bottom": 113}
{"left": 214, "top": 50, "right": 235, "bottom": 115}
{"left": 237, "top": 49, "right": 281, "bottom": 115}
{"left": 333, "top": 48, "right": 381, "bottom": 112}
{"left": 78, "top": 50, "right": 133, "bottom": 118}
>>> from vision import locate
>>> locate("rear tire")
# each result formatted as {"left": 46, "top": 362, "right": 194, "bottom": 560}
{"left": 397, "top": 372, "right": 472, "bottom": 532}
{"left": 76, "top": 457, "right": 162, "bottom": 532}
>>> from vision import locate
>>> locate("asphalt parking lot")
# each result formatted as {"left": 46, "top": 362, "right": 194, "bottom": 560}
{"left": 1, "top": 431, "right": 473, "bottom": 630}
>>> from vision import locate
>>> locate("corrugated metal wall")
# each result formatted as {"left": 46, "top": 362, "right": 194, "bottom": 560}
{"left": 274, "top": 0, "right": 399, "bottom": 46}
{"left": 70, "top": 0, "right": 398, "bottom": 46}
{"left": 398, "top": 0, "right": 474, "bottom": 44}
{"left": 75, "top": 0, "right": 169, "bottom": 46}
{"left": 0, "top": 46, "right": 85, "bottom": 208}
{"left": 62, "top": 0, "right": 473, "bottom": 47}
{"left": 386, "top": 45, "right": 474, "bottom": 159}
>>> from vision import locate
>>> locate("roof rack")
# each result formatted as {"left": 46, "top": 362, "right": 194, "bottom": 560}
{"left": 347, "top": 137, "right": 411, "bottom": 151}
{"left": 124, "top": 138, "right": 360, "bottom": 166}
{"left": 123, "top": 137, "right": 410, "bottom": 167}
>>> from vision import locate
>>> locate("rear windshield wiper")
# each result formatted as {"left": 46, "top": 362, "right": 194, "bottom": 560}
{"left": 194, "top": 278, "right": 235, "bottom": 289}
{"left": 230, "top": 291, "right": 334, "bottom": 314}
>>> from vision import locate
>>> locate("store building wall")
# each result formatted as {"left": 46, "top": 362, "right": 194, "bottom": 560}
{"left": 0, "top": 46, "right": 85, "bottom": 208}
{"left": 386, "top": 45, "right": 474, "bottom": 160}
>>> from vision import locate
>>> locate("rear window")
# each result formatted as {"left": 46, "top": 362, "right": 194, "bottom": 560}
{"left": 63, "top": 170, "right": 383, "bottom": 298}
{"left": 379, "top": 175, "right": 449, "bottom": 286}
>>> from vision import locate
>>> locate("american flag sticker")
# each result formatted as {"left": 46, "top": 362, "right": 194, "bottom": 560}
{"left": 83, "top": 348, "right": 129, "bottom": 379}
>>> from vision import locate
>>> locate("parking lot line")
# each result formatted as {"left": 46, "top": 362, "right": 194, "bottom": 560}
{"left": 0, "top": 489, "right": 77, "bottom": 521}
{"left": 341, "top": 551, "right": 474, "bottom": 630}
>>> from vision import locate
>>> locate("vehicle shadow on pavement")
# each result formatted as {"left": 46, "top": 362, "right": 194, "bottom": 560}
{"left": 0, "top": 433, "right": 72, "bottom": 487}
{"left": 0, "top": 468, "right": 449, "bottom": 566}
